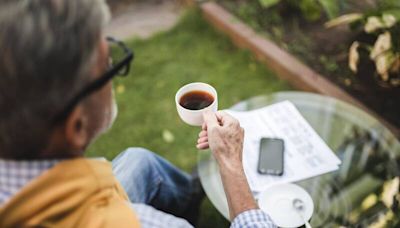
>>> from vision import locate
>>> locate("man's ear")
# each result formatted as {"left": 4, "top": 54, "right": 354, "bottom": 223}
{"left": 64, "top": 105, "right": 89, "bottom": 153}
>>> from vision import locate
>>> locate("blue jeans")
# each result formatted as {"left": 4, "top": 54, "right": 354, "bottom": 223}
{"left": 112, "top": 147, "right": 193, "bottom": 217}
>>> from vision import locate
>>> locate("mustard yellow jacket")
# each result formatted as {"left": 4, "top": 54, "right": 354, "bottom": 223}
{"left": 0, "top": 159, "right": 140, "bottom": 228}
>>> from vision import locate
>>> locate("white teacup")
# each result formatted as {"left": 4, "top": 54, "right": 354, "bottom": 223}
{"left": 175, "top": 82, "right": 218, "bottom": 126}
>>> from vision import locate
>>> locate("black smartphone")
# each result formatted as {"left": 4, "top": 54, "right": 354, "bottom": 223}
{"left": 257, "top": 138, "right": 284, "bottom": 176}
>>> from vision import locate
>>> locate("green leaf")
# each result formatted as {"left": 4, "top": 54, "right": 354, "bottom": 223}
{"left": 381, "top": 0, "right": 400, "bottom": 9}
{"left": 318, "top": 0, "right": 340, "bottom": 19}
{"left": 324, "top": 13, "right": 363, "bottom": 28}
{"left": 300, "top": 0, "right": 322, "bottom": 21}
{"left": 259, "top": 0, "right": 281, "bottom": 8}
{"left": 383, "top": 9, "right": 400, "bottom": 21}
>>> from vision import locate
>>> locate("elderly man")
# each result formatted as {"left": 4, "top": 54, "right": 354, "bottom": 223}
{"left": 0, "top": 0, "right": 276, "bottom": 227}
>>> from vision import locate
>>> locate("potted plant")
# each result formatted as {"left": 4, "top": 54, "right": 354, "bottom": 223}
{"left": 326, "top": 1, "right": 400, "bottom": 89}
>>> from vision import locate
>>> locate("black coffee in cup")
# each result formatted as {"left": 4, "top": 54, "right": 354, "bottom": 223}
{"left": 179, "top": 90, "right": 214, "bottom": 110}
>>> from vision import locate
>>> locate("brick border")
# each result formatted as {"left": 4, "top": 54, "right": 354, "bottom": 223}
{"left": 199, "top": 2, "right": 399, "bottom": 137}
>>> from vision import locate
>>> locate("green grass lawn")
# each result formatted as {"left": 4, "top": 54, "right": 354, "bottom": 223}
{"left": 87, "top": 8, "right": 290, "bottom": 228}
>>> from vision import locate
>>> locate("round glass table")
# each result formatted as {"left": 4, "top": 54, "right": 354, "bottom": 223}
{"left": 198, "top": 91, "right": 400, "bottom": 227}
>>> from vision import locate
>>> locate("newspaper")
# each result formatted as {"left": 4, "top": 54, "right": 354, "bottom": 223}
{"left": 226, "top": 101, "right": 341, "bottom": 192}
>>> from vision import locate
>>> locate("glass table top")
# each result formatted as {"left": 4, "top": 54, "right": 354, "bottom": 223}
{"left": 197, "top": 91, "right": 400, "bottom": 227}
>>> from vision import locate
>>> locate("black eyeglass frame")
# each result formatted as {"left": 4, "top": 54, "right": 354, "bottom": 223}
{"left": 52, "top": 37, "right": 134, "bottom": 124}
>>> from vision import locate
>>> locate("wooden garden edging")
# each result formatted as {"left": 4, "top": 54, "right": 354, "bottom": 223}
{"left": 199, "top": 2, "right": 400, "bottom": 137}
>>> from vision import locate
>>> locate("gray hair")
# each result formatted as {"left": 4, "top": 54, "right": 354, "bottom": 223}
{"left": 0, "top": 0, "right": 110, "bottom": 159}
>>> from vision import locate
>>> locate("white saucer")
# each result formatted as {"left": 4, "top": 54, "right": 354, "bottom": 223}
{"left": 258, "top": 183, "right": 314, "bottom": 228}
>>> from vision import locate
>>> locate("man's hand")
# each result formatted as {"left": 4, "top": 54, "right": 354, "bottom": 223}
{"left": 197, "top": 111, "right": 244, "bottom": 170}
{"left": 197, "top": 111, "right": 257, "bottom": 220}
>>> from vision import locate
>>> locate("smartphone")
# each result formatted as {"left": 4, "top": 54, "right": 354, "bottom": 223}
{"left": 257, "top": 138, "right": 284, "bottom": 176}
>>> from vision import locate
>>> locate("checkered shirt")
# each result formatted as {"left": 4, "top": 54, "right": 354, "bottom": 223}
{"left": 0, "top": 159, "right": 276, "bottom": 228}
{"left": 0, "top": 159, "right": 61, "bottom": 205}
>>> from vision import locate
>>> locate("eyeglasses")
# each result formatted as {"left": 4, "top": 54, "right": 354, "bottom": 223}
{"left": 52, "top": 37, "right": 134, "bottom": 124}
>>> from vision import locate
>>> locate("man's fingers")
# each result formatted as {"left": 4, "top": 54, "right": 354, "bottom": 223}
{"left": 215, "top": 111, "right": 224, "bottom": 121}
{"left": 203, "top": 111, "right": 219, "bottom": 128}
{"left": 196, "top": 142, "right": 209, "bottom": 150}
{"left": 198, "top": 130, "right": 207, "bottom": 138}
{"left": 216, "top": 111, "right": 233, "bottom": 121}
{"left": 202, "top": 122, "right": 207, "bottom": 131}
{"left": 197, "top": 136, "right": 208, "bottom": 144}
{"left": 217, "top": 111, "right": 238, "bottom": 126}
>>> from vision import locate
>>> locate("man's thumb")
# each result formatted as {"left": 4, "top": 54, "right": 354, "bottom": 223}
{"left": 203, "top": 111, "right": 219, "bottom": 128}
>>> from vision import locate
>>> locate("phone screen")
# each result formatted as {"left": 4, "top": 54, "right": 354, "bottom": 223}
{"left": 258, "top": 138, "right": 284, "bottom": 175}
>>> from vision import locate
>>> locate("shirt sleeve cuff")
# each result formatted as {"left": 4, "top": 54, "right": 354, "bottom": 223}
{"left": 230, "top": 209, "right": 277, "bottom": 228}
